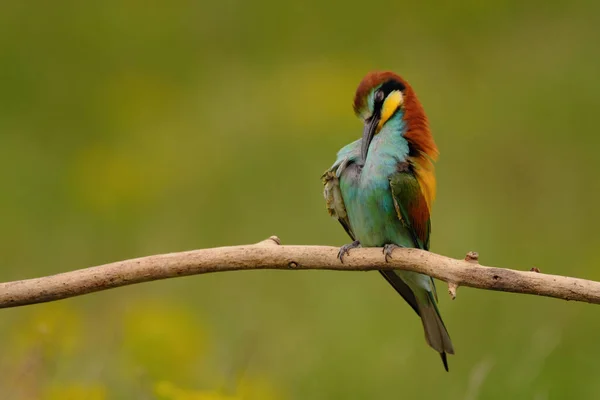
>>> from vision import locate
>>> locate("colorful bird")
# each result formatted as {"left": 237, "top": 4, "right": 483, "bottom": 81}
{"left": 322, "top": 71, "right": 454, "bottom": 370}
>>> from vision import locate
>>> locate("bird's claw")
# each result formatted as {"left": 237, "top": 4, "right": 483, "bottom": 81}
{"left": 383, "top": 244, "right": 404, "bottom": 262}
{"left": 338, "top": 240, "right": 361, "bottom": 263}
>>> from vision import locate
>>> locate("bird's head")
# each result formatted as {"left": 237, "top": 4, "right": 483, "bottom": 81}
{"left": 353, "top": 71, "right": 439, "bottom": 206}
{"left": 352, "top": 71, "right": 438, "bottom": 164}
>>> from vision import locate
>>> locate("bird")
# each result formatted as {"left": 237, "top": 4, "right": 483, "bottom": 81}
{"left": 322, "top": 71, "right": 454, "bottom": 370}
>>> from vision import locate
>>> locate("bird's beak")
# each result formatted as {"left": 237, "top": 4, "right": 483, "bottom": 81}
{"left": 360, "top": 114, "right": 379, "bottom": 163}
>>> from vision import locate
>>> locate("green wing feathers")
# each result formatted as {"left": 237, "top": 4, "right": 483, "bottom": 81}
{"left": 389, "top": 171, "right": 432, "bottom": 250}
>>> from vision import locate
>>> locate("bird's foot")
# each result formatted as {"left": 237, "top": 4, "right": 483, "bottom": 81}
{"left": 383, "top": 244, "right": 405, "bottom": 262}
{"left": 338, "top": 240, "right": 361, "bottom": 263}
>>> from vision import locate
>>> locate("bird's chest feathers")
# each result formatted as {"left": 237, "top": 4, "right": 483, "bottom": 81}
{"left": 360, "top": 136, "right": 403, "bottom": 188}
{"left": 354, "top": 135, "right": 404, "bottom": 213}
{"left": 340, "top": 128, "right": 410, "bottom": 246}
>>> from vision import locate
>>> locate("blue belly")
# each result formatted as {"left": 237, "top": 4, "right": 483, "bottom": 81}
{"left": 340, "top": 166, "right": 414, "bottom": 248}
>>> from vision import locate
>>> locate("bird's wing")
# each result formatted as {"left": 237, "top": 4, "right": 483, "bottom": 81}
{"left": 378, "top": 165, "right": 434, "bottom": 316}
{"left": 389, "top": 166, "right": 454, "bottom": 363}
{"left": 322, "top": 141, "right": 361, "bottom": 240}
{"left": 389, "top": 165, "right": 432, "bottom": 251}
{"left": 322, "top": 166, "right": 355, "bottom": 240}
{"left": 388, "top": 165, "right": 437, "bottom": 299}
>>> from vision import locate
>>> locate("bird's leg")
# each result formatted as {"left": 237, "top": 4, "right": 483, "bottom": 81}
{"left": 337, "top": 240, "right": 361, "bottom": 263}
{"left": 383, "top": 244, "right": 405, "bottom": 262}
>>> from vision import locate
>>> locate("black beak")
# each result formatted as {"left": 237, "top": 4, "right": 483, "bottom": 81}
{"left": 360, "top": 114, "right": 379, "bottom": 163}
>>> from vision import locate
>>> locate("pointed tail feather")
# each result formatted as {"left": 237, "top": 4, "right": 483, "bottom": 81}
{"left": 381, "top": 271, "right": 454, "bottom": 371}
{"left": 417, "top": 292, "right": 454, "bottom": 371}
{"left": 440, "top": 352, "right": 449, "bottom": 372}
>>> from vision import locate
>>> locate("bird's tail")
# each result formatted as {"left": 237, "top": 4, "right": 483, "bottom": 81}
{"left": 416, "top": 291, "right": 455, "bottom": 371}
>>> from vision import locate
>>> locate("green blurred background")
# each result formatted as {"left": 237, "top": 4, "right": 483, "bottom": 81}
{"left": 2, "top": 0, "right": 600, "bottom": 399}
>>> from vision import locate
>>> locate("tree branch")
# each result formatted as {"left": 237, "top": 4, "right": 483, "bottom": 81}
{"left": 1, "top": 236, "right": 599, "bottom": 309}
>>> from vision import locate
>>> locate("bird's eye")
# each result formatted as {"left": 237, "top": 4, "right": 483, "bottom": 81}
{"left": 375, "top": 90, "right": 385, "bottom": 102}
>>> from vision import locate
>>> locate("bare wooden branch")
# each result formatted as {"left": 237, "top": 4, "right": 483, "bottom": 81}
{"left": 1, "top": 235, "right": 599, "bottom": 309}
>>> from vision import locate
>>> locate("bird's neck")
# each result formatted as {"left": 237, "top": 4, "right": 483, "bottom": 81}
{"left": 365, "top": 111, "right": 410, "bottom": 166}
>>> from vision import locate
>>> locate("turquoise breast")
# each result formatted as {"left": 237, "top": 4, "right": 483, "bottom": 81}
{"left": 338, "top": 115, "right": 414, "bottom": 248}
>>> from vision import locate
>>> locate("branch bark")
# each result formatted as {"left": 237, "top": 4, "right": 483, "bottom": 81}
{"left": 1, "top": 236, "right": 599, "bottom": 309}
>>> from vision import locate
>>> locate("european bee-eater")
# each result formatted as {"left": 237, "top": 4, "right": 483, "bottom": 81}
{"left": 322, "top": 71, "right": 454, "bottom": 370}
